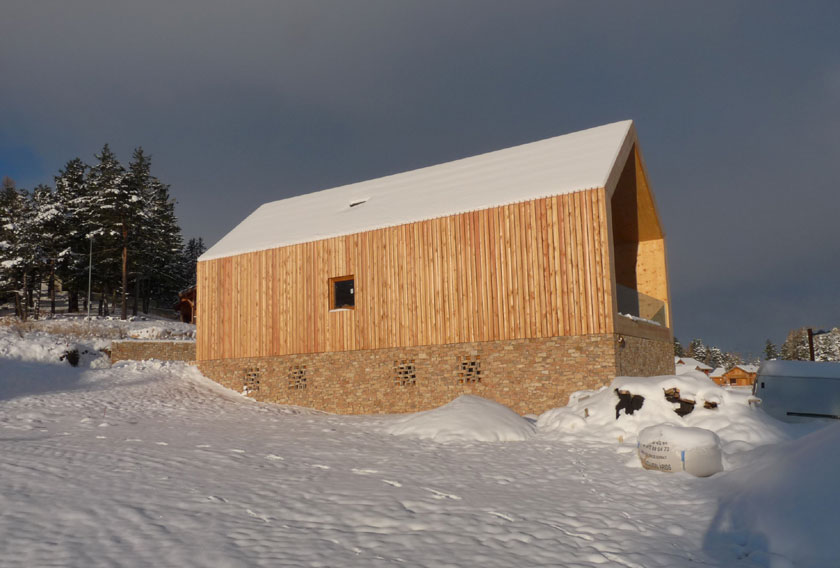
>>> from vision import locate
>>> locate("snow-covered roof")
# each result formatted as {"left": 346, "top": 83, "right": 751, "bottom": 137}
{"left": 675, "top": 357, "right": 713, "bottom": 371}
{"left": 200, "top": 120, "right": 637, "bottom": 261}
{"left": 710, "top": 366, "right": 726, "bottom": 378}
{"left": 759, "top": 360, "right": 840, "bottom": 379}
{"left": 733, "top": 364, "right": 759, "bottom": 374}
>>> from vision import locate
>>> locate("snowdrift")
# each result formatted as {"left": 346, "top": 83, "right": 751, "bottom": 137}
{"left": 386, "top": 372, "right": 790, "bottom": 450}
{"left": 386, "top": 395, "right": 536, "bottom": 442}
{"left": 537, "top": 373, "right": 789, "bottom": 450}
{"left": 705, "top": 423, "right": 840, "bottom": 567}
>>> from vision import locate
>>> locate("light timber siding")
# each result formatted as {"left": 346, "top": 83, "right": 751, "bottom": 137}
{"left": 197, "top": 188, "right": 617, "bottom": 361}
{"left": 719, "top": 367, "right": 757, "bottom": 387}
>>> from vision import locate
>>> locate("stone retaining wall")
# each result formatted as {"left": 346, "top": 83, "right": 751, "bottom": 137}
{"left": 197, "top": 333, "right": 671, "bottom": 415}
{"left": 111, "top": 340, "right": 196, "bottom": 363}
{"left": 617, "top": 334, "right": 675, "bottom": 377}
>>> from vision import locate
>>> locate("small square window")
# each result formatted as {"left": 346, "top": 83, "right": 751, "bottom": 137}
{"left": 243, "top": 367, "right": 261, "bottom": 394}
{"left": 330, "top": 275, "right": 355, "bottom": 310}
{"left": 393, "top": 359, "right": 416, "bottom": 387}
{"left": 456, "top": 355, "right": 481, "bottom": 384}
{"left": 288, "top": 365, "right": 307, "bottom": 390}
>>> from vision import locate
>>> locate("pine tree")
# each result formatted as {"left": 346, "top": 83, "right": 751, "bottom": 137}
{"left": 177, "top": 237, "right": 206, "bottom": 289}
{"left": 707, "top": 346, "right": 725, "bottom": 369}
{"left": 673, "top": 337, "right": 685, "bottom": 357}
{"left": 54, "top": 158, "right": 90, "bottom": 312}
{"left": 764, "top": 339, "right": 780, "bottom": 361}
{"left": 86, "top": 144, "right": 146, "bottom": 319}
{"left": 814, "top": 329, "right": 840, "bottom": 362}
{"left": 0, "top": 186, "right": 41, "bottom": 319}
{"left": 132, "top": 152, "right": 183, "bottom": 313}
{"left": 184, "top": 237, "right": 206, "bottom": 268}
{"left": 126, "top": 148, "right": 155, "bottom": 315}
{"left": 0, "top": 180, "right": 25, "bottom": 308}
{"left": 3, "top": 145, "right": 189, "bottom": 320}
{"left": 780, "top": 328, "right": 810, "bottom": 361}
{"left": 29, "top": 184, "right": 67, "bottom": 314}
{"left": 722, "top": 351, "right": 743, "bottom": 370}
{"left": 687, "top": 338, "right": 708, "bottom": 363}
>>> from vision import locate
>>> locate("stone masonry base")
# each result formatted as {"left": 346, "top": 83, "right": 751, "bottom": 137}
{"left": 197, "top": 333, "right": 673, "bottom": 415}
{"left": 111, "top": 340, "right": 196, "bottom": 363}
{"left": 617, "top": 334, "right": 675, "bottom": 377}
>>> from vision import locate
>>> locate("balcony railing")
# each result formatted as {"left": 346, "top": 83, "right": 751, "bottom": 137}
{"left": 616, "top": 284, "right": 667, "bottom": 327}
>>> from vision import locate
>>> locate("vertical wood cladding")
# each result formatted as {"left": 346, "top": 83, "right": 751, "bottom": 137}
{"left": 197, "top": 189, "right": 614, "bottom": 361}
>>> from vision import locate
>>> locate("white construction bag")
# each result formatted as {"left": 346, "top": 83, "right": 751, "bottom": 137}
{"left": 638, "top": 424, "right": 723, "bottom": 477}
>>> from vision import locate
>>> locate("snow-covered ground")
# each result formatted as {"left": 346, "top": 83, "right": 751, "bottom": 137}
{"left": 1, "top": 326, "right": 837, "bottom": 567}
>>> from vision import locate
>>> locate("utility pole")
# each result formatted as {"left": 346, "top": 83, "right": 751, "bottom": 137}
{"left": 87, "top": 236, "right": 93, "bottom": 318}
{"left": 807, "top": 328, "right": 830, "bottom": 361}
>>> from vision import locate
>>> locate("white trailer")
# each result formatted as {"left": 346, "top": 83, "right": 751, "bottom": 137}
{"left": 754, "top": 360, "right": 840, "bottom": 422}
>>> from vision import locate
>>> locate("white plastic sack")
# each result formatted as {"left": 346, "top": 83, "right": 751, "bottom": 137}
{"left": 638, "top": 424, "right": 723, "bottom": 477}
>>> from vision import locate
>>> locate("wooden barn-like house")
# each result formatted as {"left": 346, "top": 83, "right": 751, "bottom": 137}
{"left": 196, "top": 121, "right": 674, "bottom": 414}
{"left": 719, "top": 365, "right": 759, "bottom": 387}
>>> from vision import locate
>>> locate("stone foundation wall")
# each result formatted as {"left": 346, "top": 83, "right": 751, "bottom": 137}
{"left": 616, "top": 334, "right": 674, "bottom": 377}
{"left": 197, "top": 335, "right": 621, "bottom": 415}
{"left": 111, "top": 340, "right": 196, "bottom": 363}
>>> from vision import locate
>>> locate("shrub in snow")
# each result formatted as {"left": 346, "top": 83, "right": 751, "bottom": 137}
{"left": 59, "top": 349, "right": 80, "bottom": 367}
{"left": 637, "top": 424, "right": 723, "bottom": 477}
{"left": 386, "top": 395, "right": 535, "bottom": 443}
{"left": 0, "top": 327, "right": 108, "bottom": 368}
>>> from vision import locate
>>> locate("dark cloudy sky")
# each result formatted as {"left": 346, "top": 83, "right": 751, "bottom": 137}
{"left": 2, "top": 1, "right": 838, "bottom": 356}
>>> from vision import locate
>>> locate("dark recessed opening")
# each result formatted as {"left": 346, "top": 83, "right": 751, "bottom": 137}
{"left": 330, "top": 276, "right": 355, "bottom": 309}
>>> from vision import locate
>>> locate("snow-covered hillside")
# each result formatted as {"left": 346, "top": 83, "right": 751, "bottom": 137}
{"left": 1, "top": 326, "right": 837, "bottom": 567}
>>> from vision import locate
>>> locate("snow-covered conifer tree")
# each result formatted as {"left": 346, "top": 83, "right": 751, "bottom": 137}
{"left": 0, "top": 185, "right": 41, "bottom": 319}
{"left": 86, "top": 144, "right": 144, "bottom": 319}
{"left": 28, "top": 184, "right": 66, "bottom": 314}
{"left": 764, "top": 339, "right": 780, "bottom": 361}
{"left": 814, "top": 329, "right": 840, "bottom": 362}
{"left": 721, "top": 350, "right": 743, "bottom": 370}
{"left": 687, "top": 338, "right": 708, "bottom": 363}
{"left": 131, "top": 150, "right": 183, "bottom": 313}
{"left": 54, "top": 158, "right": 90, "bottom": 312}
{"left": 707, "top": 346, "right": 725, "bottom": 369}
{"left": 176, "top": 237, "right": 206, "bottom": 290}
{"left": 780, "top": 328, "right": 810, "bottom": 361}
{"left": 0, "top": 180, "right": 24, "bottom": 309}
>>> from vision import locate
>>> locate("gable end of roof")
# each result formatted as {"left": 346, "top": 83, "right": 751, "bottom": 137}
{"left": 200, "top": 120, "right": 636, "bottom": 261}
